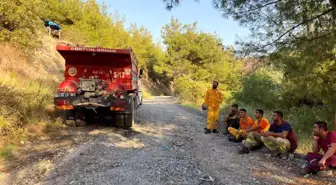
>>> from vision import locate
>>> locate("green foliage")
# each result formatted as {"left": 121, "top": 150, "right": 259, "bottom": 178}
{"left": 160, "top": 18, "right": 243, "bottom": 105}
{"left": 287, "top": 106, "right": 334, "bottom": 134}
{"left": 142, "top": 87, "right": 153, "bottom": 99}
{"left": 41, "top": 0, "right": 83, "bottom": 25}
{"left": 234, "top": 71, "right": 281, "bottom": 110}
{"left": 163, "top": 0, "right": 336, "bottom": 153}
{"left": 209, "top": 1, "right": 336, "bottom": 53}
{"left": 0, "top": 144, "right": 17, "bottom": 160}
{"left": 174, "top": 75, "right": 209, "bottom": 106}
{"left": 1, "top": 0, "right": 167, "bottom": 81}
{"left": 128, "top": 24, "right": 159, "bottom": 69}
{"left": 271, "top": 43, "right": 336, "bottom": 109}
{"left": 166, "top": 1, "right": 336, "bottom": 110}
{"left": 0, "top": 0, "right": 42, "bottom": 48}
{"left": 45, "top": 0, "right": 165, "bottom": 73}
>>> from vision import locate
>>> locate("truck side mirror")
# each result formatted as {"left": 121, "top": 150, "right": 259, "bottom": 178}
{"left": 139, "top": 68, "right": 143, "bottom": 78}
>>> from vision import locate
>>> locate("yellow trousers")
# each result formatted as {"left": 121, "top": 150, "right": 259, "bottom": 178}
{"left": 243, "top": 132, "right": 262, "bottom": 149}
{"left": 207, "top": 106, "right": 219, "bottom": 129}
{"left": 261, "top": 136, "right": 291, "bottom": 153}
{"left": 228, "top": 127, "right": 247, "bottom": 139}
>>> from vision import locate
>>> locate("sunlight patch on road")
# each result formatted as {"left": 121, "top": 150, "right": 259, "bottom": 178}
{"left": 251, "top": 167, "right": 321, "bottom": 185}
{"left": 132, "top": 124, "right": 177, "bottom": 138}
{"left": 176, "top": 116, "right": 189, "bottom": 120}
{"left": 88, "top": 129, "right": 111, "bottom": 135}
{"left": 115, "top": 138, "right": 145, "bottom": 149}
{"left": 258, "top": 161, "right": 279, "bottom": 171}
{"left": 36, "top": 160, "right": 53, "bottom": 176}
{"left": 5, "top": 159, "right": 55, "bottom": 185}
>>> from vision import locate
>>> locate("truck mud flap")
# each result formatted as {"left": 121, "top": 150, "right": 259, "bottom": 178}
{"left": 115, "top": 95, "right": 135, "bottom": 128}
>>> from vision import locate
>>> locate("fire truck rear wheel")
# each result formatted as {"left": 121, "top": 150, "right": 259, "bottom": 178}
{"left": 65, "top": 120, "right": 76, "bottom": 127}
{"left": 124, "top": 98, "right": 135, "bottom": 128}
{"left": 75, "top": 119, "right": 87, "bottom": 127}
{"left": 65, "top": 110, "right": 76, "bottom": 127}
{"left": 64, "top": 109, "right": 87, "bottom": 127}
{"left": 75, "top": 109, "right": 87, "bottom": 127}
{"left": 115, "top": 114, "right": 124, "bottom": 127}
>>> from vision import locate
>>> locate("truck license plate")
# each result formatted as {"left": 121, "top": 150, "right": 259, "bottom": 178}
{"left": 56, "top": 93, "right": 75, "bottom": 97}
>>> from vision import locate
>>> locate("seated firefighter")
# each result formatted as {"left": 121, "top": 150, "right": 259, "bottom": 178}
{"left": 223, "top": 104, "right": 240, "bottom": 135}
{"left": 238, "top": 109, "right": 270, "bottom": 154}
{"left": 301, "top": 121, "right": 336, "bottom": 176}
{"left": 228, "top": 109, "right": 255, "bottom": 142}
{"left": 261, "top": 111, "right": 297, "bottom": 159}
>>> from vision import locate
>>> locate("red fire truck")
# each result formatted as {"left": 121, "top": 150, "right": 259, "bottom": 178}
{"left": 54, "top": 45, "right": 143, "bottom": 128}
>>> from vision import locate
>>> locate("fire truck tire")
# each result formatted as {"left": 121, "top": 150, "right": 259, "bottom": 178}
{"left": 64, "top": 110, "right": 76, "bottom": 127}
{"left": 65, "top": 120, "right": 76, "bottom": 127}
{"left": 124, "top": 98, "right": 135, "bottom": 128}
{"left": 74, "top": 109, "right": 87, "bottom": 127}
{"left": 75, "top": 119, "right": 87, "bottom": 127}
{"left": 115, "top": 114, "right": 124, "bottom": 128}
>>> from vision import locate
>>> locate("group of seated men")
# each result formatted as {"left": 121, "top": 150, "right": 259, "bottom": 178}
{"left": 203, "top": 81, "right": 335, "bottom": 176}
{"left": 220, "top": 104, "right": 336, "bottom": 176}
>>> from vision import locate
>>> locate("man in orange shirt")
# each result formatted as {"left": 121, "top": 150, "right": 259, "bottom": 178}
{"left": 228, "top": 109, "right": 255, "bottom": 142}
{"left": 238, "top": 109, "right": 270, "bottom": 154}
{"left": 204, "top": 81, "right": 224, "bottom": 134}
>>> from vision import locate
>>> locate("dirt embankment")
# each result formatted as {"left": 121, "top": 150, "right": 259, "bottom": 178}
{"left": 0, "top": 35, "right": 65, "bottom": 161}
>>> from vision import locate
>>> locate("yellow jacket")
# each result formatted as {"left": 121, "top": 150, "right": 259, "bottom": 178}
{"left": 204, "top": 88, "right": 224, "bottom": 108}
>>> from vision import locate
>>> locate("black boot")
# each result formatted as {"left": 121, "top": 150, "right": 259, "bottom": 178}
{"left": 228, "top": 135, "right": 236, "bottom": 142}
{"left": 212, "top": 129, "right": 219, "bottom": 133}
{"left": 204, "top": 129, "right": 211, "bottom": 134}
{"left": 238, "top": 146, "right": 251, "bottom": 154}
{"left": 234, "top": 137, "right": 243, "bottom": 143}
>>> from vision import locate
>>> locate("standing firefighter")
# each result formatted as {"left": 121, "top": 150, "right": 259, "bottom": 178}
{"left": 204, "top": 81, "right": 224, "bottom": 134}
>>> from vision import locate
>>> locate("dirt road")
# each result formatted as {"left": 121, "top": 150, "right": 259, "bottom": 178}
{"left": 2, "top": 97, "right": 335, "bottom": 185}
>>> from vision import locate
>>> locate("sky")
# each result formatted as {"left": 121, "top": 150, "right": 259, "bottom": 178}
{"left": 100, "top": 0, "right": 250, "bottom": 46}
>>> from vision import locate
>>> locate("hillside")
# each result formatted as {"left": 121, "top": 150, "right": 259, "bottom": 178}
{"left": 0, "top": 34, "right": 65, "bottom": 159}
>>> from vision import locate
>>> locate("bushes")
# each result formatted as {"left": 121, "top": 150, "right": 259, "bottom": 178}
{"left": 0, "top": 0, "right": 43, "bottom": 48}
{"left": 0, "top": 73, "right": 56, "bottom": 143}
{"left": 0, "top": 144, "right": 17, "bottom": 160}
{"left": 233, "top": 69, "right": 281, "bottom": 110}
{"left": 0, "top": 41, "right": 64, "bottom": 157}
{"left": 174, "top": 76, "right": 208, "bottom": 106}
{"left": 160, "top": 18, "right": 243, "bottom": 106}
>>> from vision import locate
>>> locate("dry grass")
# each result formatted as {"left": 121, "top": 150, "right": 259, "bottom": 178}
{"left": 0, "top": 35, "right": 65, "bottom": 160}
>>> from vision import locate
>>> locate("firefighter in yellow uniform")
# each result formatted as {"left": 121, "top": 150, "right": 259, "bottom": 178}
{"left": 204, "top": 81, "right": 224, "bottom": 134}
